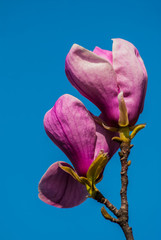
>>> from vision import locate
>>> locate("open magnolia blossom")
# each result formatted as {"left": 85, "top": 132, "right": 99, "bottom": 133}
{"left": 65, "top": 38, "right": 148, "bottom": 127}
{"left": 38, "top": 94, "right": 119, "bottom": 208}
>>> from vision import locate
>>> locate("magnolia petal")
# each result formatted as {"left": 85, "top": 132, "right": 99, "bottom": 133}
{"left": 94, "top": 114, "right": 120, "bottom": 159}
{"left": 38, "top": 162, "right": 88, "bottom": 208}
{"left": 93, "top": 47, "right": 113, "bottom": 64}
{"left": 92, "top": 115, "right": 119, "bottom": 183}
{"left": 44, "top": 94, "right": 97, "bottom": 176}
{"left": 65, "top": 44, "right": 119, "bottom": 126}
{"left": 112, "top": 38, "right": 148, "bottom": 126}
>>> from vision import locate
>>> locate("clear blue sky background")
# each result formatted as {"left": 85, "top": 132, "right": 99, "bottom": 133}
{"left": 0, "top": 0, "right": 160, "bottom": 239}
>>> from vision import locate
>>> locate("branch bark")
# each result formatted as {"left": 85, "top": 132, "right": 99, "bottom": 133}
{"left": 93, "top": 140, "right": 134, "bottom": 240}
{"left": 117, "top": 141, "right": 134, "bottom": 240}
{"left": 94, "top": 190, "right": 119, "bottom": 218}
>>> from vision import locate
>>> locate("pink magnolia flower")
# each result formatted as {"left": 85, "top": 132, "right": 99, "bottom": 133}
{"left": 38, "top": 94, "right": 119, "bottom": 208}
{"left": 65, "top": 39, "right": 148, "bottom": 127}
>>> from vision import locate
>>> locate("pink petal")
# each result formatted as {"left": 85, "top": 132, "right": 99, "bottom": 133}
{"left": 44, "top": 94, "right": 97, "bottom": 176}
{"left": 65, "top": 44, "right": 119, "bottom": 126}
{"left": 93, "top": 114, "right": 119, "bottom": 182}
{"left": 112, "top": 39, "right": 148, "bottom": 125}
{"left": 93, "top": 46, "right": 113, "bottom": 64}
{"left": 38, "top": 162, "right": 88, "bottom": 208}
{"left": 95, "top": 121, "right": 119, "bottom": 159}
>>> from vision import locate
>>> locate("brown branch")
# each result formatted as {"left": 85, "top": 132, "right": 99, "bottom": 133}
{"left": 117, "top": 140, "right": 134, "bottom": 240}
{"left": 92, "top": 140, "right": 134, "bottom": 240}
{"left": 93, "top": 190, "right": 119, "bottom": 217}
{"left": 119, "top": 141, "right": 130, "bottom": 213}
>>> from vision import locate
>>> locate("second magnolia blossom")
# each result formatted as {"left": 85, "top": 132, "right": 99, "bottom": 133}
{"left": 65, "top": 38, "right": 148, "bottom": 127}
{"left": 39, "top": 94, "right": 119, "bottom": 208}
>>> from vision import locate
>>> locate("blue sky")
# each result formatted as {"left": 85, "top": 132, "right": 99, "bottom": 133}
{"left": 0, "top": 0, "right": 161, "bottom": 239}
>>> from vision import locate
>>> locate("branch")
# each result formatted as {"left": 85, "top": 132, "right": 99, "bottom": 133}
{"left": 117, "top": 141, "right": 134, "bottom": 240}
{"left": 93, "top": 189, "right": 119, "bottom": 217}
{"left": 92, "top": 140, "right": 134, "bottom": 240}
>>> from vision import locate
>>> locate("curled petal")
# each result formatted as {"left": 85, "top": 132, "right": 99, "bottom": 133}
{"left": 93, "top": 47, "right": 113, "bottom": 64}
{"left": 44, "top": 94, "right": 97, "bottom": 176}
{"left": 65, "top": 44, "right": 119, "bottom": 126}
{"left": 112, "top": 38, "right": 148, "bottom": 125}
{"left": 38, "top": 162, "right": 88, "bottom": 208}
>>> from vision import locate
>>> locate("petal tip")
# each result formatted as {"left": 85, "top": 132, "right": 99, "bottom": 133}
{"left": 38, "top": 162, "right": 88, "bottom": 208}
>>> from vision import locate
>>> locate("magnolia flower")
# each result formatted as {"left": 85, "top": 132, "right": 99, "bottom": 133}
{"left": 65, "top": 39, "right": 148, "bottom": 127}
{"left": 38, "top": 94, "right": 119, "bottom": 208}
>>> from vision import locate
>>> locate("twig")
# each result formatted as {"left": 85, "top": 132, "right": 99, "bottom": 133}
{"left": 94, "top": 190, "right": 119, "bottom": 217}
